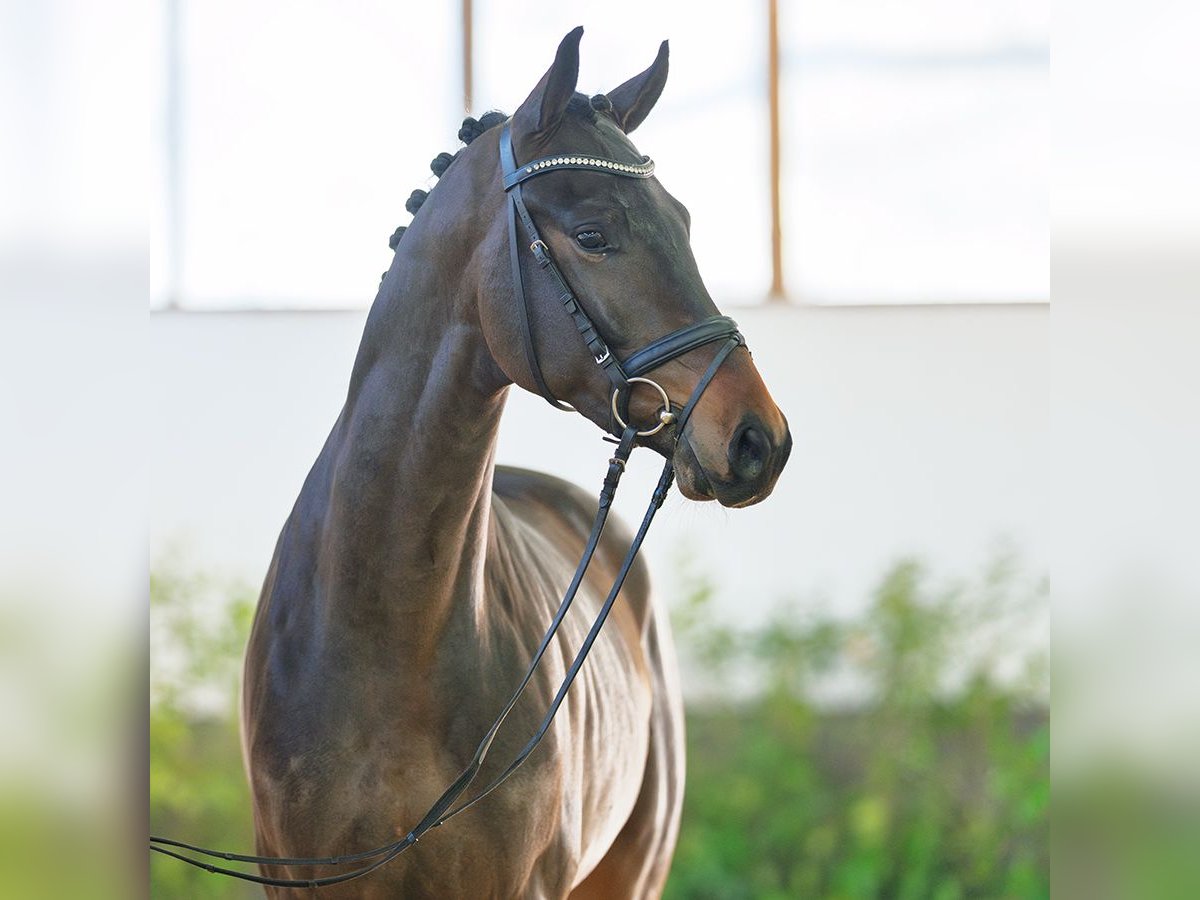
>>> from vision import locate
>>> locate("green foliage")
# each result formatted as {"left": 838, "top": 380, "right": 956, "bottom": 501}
{"left": 149, "top": 556, "right": 1047, "bottom": 899}
{"left": 150, "top": 564, "right": 258, "bottom": 899}
{"left": 664, "top": 557, "right": 1049, "bottom": 900}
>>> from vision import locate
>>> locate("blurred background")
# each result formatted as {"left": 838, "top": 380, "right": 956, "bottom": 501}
{"left": 142, "top": 0, "right": 1049, "bottom": 896}
{"left": 43, "top": 0, "right": 1200, "bottom": 896}
{"left": 149, "top": 0, "right": 1049, "bottom": 655}
{"left": 139, "top": 1, "right": 1052, "bottom": 896}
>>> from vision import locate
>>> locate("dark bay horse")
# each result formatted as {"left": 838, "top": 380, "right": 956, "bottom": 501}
{"left": 241, "top": 28, "right": 790, "bottom": 899}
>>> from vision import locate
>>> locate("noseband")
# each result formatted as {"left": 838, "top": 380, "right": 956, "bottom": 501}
{"left": 498, "top": 121, "right": 745, "bottom": 437}
{"left": 150, "top": 119, "right": 746, "bottom": 890}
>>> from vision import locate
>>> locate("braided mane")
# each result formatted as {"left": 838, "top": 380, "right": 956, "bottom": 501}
{"left": 382, "top": 110, "right": 506, "bottom": 269}
{"left": 383, "top": 94, "right": 614, "bottom": 282}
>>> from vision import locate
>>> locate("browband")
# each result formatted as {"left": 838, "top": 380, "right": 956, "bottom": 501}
{"left": 503, "top": 153, "right": 655, "bottom": 191}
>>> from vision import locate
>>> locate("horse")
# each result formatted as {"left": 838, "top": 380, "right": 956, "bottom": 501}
{"left": 240, "top": 27, "right": 791, "bottom": 899}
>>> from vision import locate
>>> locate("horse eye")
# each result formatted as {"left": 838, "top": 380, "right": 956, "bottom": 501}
{"left": 575, "top": 231, "right": 607, "bottom": 250}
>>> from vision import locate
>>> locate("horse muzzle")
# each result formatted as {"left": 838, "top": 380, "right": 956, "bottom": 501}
{"left": 674, "top": 413, "right": 792, "bottom": 508}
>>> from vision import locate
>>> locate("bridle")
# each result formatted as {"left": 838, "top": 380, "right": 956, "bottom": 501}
{"left": 499, "top": 121, "right": 744, "bottom": 435}
{"left": 150, "top": 118, "right": 746, "bottom": 890}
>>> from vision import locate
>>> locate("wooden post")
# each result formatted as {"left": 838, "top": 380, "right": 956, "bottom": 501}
{"left": 767, "top": 0, "right": 785, "bottom": 301}
{"left": 165, "top": 0, "right": 182, "bottom": 308}
{"left": 462, "top": 0, "right": 474, "bottom": 115}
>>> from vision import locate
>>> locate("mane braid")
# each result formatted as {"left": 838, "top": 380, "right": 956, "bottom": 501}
{"left": 382, "top": 93, "right": 613, "bottom": 271}
{"left": 566, "top": 93, "right": 599, "bottom": 122}
{"left": 380, "top": 110, "right": 509, "bottom": 285}
{"left": 378, "top": 92, "right": 615, "bottom": 288}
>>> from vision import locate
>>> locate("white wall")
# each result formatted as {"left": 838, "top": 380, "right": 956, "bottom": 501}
{"left": 150, "top": 303, "right": 1046, "bottom": 620}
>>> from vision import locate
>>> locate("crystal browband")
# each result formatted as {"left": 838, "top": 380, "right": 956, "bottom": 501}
{"left": 503, "top": 154, "right": 655, "bottom": 191}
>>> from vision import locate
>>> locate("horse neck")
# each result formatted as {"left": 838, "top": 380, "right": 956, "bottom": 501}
{"left": 317, "top": 177, "right": 509, "bottom": 647}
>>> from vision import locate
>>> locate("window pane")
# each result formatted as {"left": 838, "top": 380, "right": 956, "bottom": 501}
{"left": 782, "top": 0, "right": 1048, "bottom": 303}
{"left": 177, "top": 1, "right": 459, "bottom": 307}
{"left": 473, "top": 6, "right": 772, "bottom": 304}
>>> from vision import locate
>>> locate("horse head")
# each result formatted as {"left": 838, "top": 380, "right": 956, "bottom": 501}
{"left": 465, "top": 28, "right": 791, "bottom": 508}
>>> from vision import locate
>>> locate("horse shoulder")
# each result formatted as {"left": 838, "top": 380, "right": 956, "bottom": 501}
{"left": 490, "top": 465, "right": 653, "bottom": 633}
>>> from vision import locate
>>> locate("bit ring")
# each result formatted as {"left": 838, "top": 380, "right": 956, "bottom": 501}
{"left": 612, "top": 377, "right": 676, "bottom": 437}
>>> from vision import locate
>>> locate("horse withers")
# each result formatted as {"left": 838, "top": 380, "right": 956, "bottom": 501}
{"left": 241, "top": 28, "right": 791, "bottom": 899}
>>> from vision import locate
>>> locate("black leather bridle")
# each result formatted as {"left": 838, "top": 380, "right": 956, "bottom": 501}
{"left": 150, "top": 120, "right": 747, "bottom": 890}
{"left": 499, "top": 121, "right": 744, "bottom": 434}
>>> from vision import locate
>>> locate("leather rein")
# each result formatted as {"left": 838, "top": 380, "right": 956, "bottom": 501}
{"left": 150, "top": 120, "right": 745, "bottom": 890}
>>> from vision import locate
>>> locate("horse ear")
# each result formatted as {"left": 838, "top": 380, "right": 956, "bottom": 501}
{"left": 514, "top": 26, "right": 583, "bottom": 137}
{"left": 607, "top": 40, "right": 669, "bottom": 134}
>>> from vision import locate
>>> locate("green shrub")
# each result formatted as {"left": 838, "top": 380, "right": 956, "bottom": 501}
{"left": 150, "top": 564, "right": 258, "bottom": 899}
{"left": 664, "top": 557, "right": 1048, "bottom": 900}
{"left": 149, "top": 556, "right": 1047, "bottom": 898}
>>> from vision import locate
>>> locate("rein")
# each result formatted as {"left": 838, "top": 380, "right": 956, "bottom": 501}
{"left": 150, "top": 119, "right": 745, "bottom": 890}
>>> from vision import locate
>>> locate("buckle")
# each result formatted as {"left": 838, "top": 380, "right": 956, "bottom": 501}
{"left": 594, "top": 347, "right": 611, "bottom": 365}
{"left": 529, "top": 239, "right": 551, "bottom": 267}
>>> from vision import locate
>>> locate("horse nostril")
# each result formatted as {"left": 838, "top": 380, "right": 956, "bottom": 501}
{"left": 730, "top": 423, "right": 769, "bottom": 481}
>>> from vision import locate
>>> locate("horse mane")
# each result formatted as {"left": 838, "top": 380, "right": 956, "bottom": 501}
{"left": 384, "top": 94, "right": 614, "bottom": 273}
